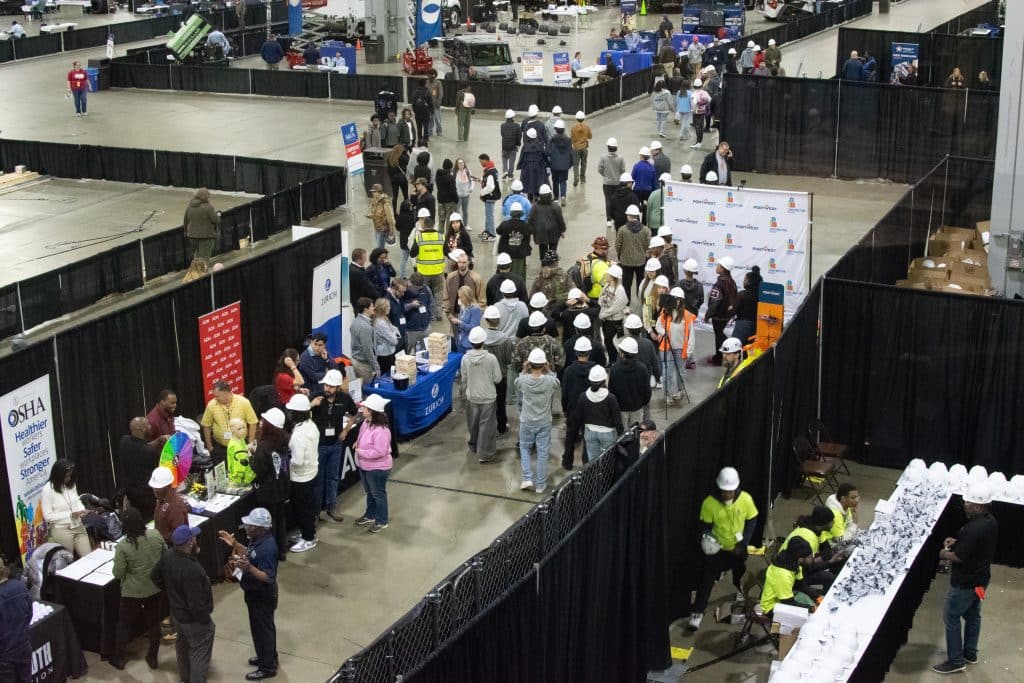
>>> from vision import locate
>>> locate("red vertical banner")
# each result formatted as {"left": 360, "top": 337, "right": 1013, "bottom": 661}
{"left": 198, "top": 301, "right": 245, "bottom": 400}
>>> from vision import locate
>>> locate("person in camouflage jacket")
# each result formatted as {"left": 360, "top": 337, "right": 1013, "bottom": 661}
{"left": 530, "top": 252, "right": 569, "bottom": 318}
{"left": 512, "top": 314, "right": 566, "bottom": 370}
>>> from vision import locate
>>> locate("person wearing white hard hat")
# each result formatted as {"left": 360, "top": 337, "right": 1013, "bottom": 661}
{"left": 500, "top": 109, "right": 522, "bottom": 180}
{"left": 679, "top": 163, "right": 693, "bottom": 182}
{"left": 354, "top": 394, "right": 394, "bottom": 534}
{"left": 515, "top": 347, "right": 560, "bottom": 493}
{"left": 517, "top": 125, "right": 551, "bottom": 199}
{"left": 703, "top": 170, "right": 718, "bottom": 185}
{"left": 512, "top": 310, "right": 564, "bottom": 369}
{"left": 656, "top": 224, "right": 677, "bottom": 274}
{"left": 501, "top": 177, "right": 532, "bottom": 222}
{"left": 249, "top": 408, "right": 292, "bottom": 558}
{"left": 544, "top": 105, "right": 564, "bottom": 141}
{"left": 649, "top": 139, "right": 672, "bottom": 178}
{"left": 569, "top": 363, "right": 625, "bottom": 466}
{"left": 725, "top": 47, "right": 739, "bottom": 75}
{"left": 616, "top": 204, "right": 651, "bottom": 305}
{"left": 705, "top": 255, "right": 738, "bottom": 365}
{"left": 642, "top": 273, "right": 672, "bottom": 333}
{"left": 310, "top": 369, "right": 359, "bottom": 522}
{"left": 609, "top": 335, "right": 651, "bottom": 426}
{"left": 598, "top": 137, "right": 626, "bottom": 227}
{"left": 689, "top": 77, "right": 711, "bottom": 148}
{"left": 765, "top": 38, "right": 782, "bottom": 72}
{"left": 286, "top": 393, "right": 320, "bottom": 553}
{"left": 495, "top": 276, "right": 529, "bottom": 338}
{"left": 646, "top": 172, "right": 672, "bottom": 236}
{"left": 461, "top": 326, "right": 503, "bottom": 463}
{"left": 623, "top": 314, "right": 662, "bottom": 411}
{"left": 700, "top": 139, "right": 733, "bottom": 186}
{"left": 560, "top": 335, "right": 598, "bottom": 469}
{"left": 486, "top": 251, "right": 527, "bottom": 306}
{"left": 687, "top": 466, "right": 759, "bottom": 631}
{"left": 740, "top": 40, "right": 756, "bottom": 74}
{"left": 570, "top": 110, "right": 592, "bottom": 187}
{"left": 654, "top": 287, "right": 696, "bottom": 405}
{"left": 637, "top": 256, "right": 663, "bottom": 318}
{"left": 717, "top": 337, "right": 744, "bottom": 387}
{"left": 522, "top": 104, "right": 547, "bottom": 146}
{"left": 443, "top": 248, "right": 485, "bottom": 326}
{"left": 632, "top": 147, "right": 656, "bottom": 210}
{"left": 443, "top": 210, "right": 474, "bottom": 272}
{"left": 599, "top": 263, "right": 629, "bottom": 363}
{"left": 409, "top": 207, "right": 445, "bottom": 321}
{"left": 651, "top": 78, "right": 674, "bottom": 139}
{"left": 529, "top": 248, "right": 568, "bottom": 320}
{"left": 496, "top": 201, "right": 533, "bottom": 281}
{"left": 547, "top": 119, "right": 573, "bottom": 205}
{"left": 610, "top": 172, "right": 641, "bottom": 229}
{"left": 932, "top": 481, "right": 997, "bottom": 674}
{"left": 562, "top": 309, "right": 608, "bottom": 369}
{"left": 679, "top": 259, "right": 704, "bottom": 363}
{"left": 481, "top": 306, "right": 514, "bottom": 434}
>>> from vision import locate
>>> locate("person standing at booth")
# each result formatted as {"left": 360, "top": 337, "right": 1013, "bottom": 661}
{"left": 201, "top": 380, "right": 258, "bottom": 463}
{"left": 286, "top": 394, "right": 320, "bottom": 554}
{"left": 260, "top": 35, "right": 284, "bottom": 70}
{"left": 67, "top": 60, "right": 89, "bottom": 117}
{"left": 311, "top": 369, "right": 357, "bottom": 522}
{"left": 249, "top": 408, "right": 292, "bottom": 561}
{"left": 147, "top": 389, "right": 178, "bottom": 439}
{"left": 409, "top": 215, "right": 446, "bottom": 321}
{"left": 111, "top": 508, "right": 165, "bottom": 671}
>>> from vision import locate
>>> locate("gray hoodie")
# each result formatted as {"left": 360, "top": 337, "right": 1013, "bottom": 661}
{"left": 461, "top": 349, "right": 503, "bottom": 404}
{"left": 483, "top": 328, "right": 514, "bottom": 371}
{"left": 496, "top": 298, "right": 528, "bottom": 337}
{"left": 350, "top": 314, "right": 378, "bottom": 374}
{"left": 514, "top": 372, "right": 559, "bottom": 425}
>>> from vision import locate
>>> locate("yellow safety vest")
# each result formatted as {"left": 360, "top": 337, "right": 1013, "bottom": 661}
{"left": 587, "top": 257, "right": 609, "bottom": 299}
{"left": 717, "top": 347, "right": 762, "bottom": 389}
{"left": 780, "top": 526, "right": 821, "bottom": 581}
{"left": 415, "top": 230, "right": 445, "bottom": 276}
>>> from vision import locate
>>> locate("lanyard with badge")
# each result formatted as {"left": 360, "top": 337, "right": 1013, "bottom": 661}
{"left": 219, "top": 399, "right": 234, "bottom": 442}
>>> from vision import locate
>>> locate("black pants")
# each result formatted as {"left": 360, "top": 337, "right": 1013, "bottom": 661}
{"left": 262, "top": 500, "right": 288, "bottom": 560}
{"left": 602, "top": 184, "right": 616, "bottom": 221}
{"left": 797, "top": 568, "right": 836, "bottom": 593}
{"left": 602, "top": 319, "right": 623, "bottom": 363}
{"left": 495, "top": 377, "right": 508, "bottom": 433}
{"left": 114, "top": 593, "right": 162, "bottom": 664}
{"left": 537, "top": 240, "right": 559, "bottom": 264}
{"left": 416, "top": 116, "right": 430, "bottom": 145}
{"left": 562, "top": 424, "right": 585, "bottom": 468}
{"left": 0, "top": 645, "right": 31, "bottom": 682}
{"left": 712, "top": 318, "right": 728, "bottom": 362}
{"left": 692, "top": 548, "right": 747, "bottom": 612}
{"left": 390, "top": 177, "right": 409, "bottom": 214}
{"left": 693, "top": 114, "right": 705, "bottom": 144}
{"left": 245, "top": 590, "right": 279, "bottom": 671}
{"left": 621, "top": 265, "right": 643, "bottom": 305}
{"left": 289, "top": 479, "right": 317, "bottom": 542}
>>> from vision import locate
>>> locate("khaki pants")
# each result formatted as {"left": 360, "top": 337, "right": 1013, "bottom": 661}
{"left": 50, "top": 524, "right": 91, "bottom": 558}
{"left": 351, "top": 358, "right": 376, "bottom": 384}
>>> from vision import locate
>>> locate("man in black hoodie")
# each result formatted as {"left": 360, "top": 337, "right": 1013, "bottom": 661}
{"left": 608, "top": 336, "right": 651, "bottom": 427}
{"left": 561, "top": 336, "right": 596, "bottom": 469}
{"left": 485, "top": 252, "right": 528, "bottom": 305}
{"left": 568, "top": 364, "right": 624, "bottom": 464}
{"left": 610, "top": 173, "right": 640, "bottom": 230}
{"left": 496, "top": 202, "right": 533, "bottom": 281}
{"left": 500, "top": 109, "right": 522, "bottom": 180}
{"left": 562, "top": 310, "right": 607, "bottom": 368}
{"left": 349, "top": 248, "right": 379, "bottom": 306}
{"left": 705, "top": 256, "right": 737, "bottom": 365}
{"left": 435, "top": 159, "right": 458, "bottom": 230}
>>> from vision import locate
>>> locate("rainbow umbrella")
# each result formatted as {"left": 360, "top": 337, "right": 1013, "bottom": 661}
{"left": 159, "top": 432, "right": 194, "bottom": 487}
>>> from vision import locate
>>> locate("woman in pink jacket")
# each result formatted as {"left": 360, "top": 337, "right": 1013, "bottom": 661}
{"left": 355, "top": 394, "right": 394, "bottom": 534}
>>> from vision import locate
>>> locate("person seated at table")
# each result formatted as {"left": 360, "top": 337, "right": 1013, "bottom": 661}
{"left": 780, "top": 505, "right": 844, "bottom": 594}
{"left": 42, "top": 459, "right": 91, "bottom": 559}
{"left": 226, "top": 418, "right": 256, "bottom": 486}
{"left": 607, "top": 26, "right": 620, "bottom": 40}
{"left": 760, "top": 537, "right": 819, "bottom": 616}
{"left": 110, "top": 507, "right": 165, "bottom": 671}
{"left": 824, "top": 482, "right": 860, "bottom": 542}
{"left": 9, "top": 21, "right": 26, "bottom": 38}
{"left": 598, "top": 54, "right": 620, "bottom": 83}
{"left": 206, "top": 28, "right": 231, "bottom": 57}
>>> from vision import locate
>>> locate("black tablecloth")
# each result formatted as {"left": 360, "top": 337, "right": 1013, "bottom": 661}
{"left": 29, "top": 601, "right": 88, "bottom": 682}
{"left": 194, "top": 490, "right": 256, "bottom": 581}
{"left": 54, "top": 574, "right": 121, "bottom": 658}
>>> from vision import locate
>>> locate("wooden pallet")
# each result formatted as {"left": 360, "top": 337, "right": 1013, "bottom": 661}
{"left": 0, "top": 171, "right": 41, "bottom": 191}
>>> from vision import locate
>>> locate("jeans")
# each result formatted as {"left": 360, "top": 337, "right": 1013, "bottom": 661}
{"left": 944, "top": 585, "right": 982, "bottom": 666}
{"left": 114, "top": 594, "right": 161, "bottom": 665}
{"left": 431, "top": 106, "right": 443, "bottom": 135}
{"left": 584, "top": 427, "right": 617, "bottom": 462}
{"left": 502, "top": 149, "right": 517, "bottom": 177}
{"left": 677, "top": 112, "right": 692, "bottom": 139}
{"left": 519, "top": 421, "right": 552, "bottom": 489}
{"left": 176, "top": 620, "right": 215, "bottom": 683}
{"left": 360, "top": 468, "right": 390, "bottom": 524}
{"left": 245, "top": 590, "right": 278, "bottom": 671}
{"left": 317, "top": 442, "right": 343, "bottom": 511}
{"left": 72, "top": 89, "right": 87, "bottom": 114}
{"left": 289, "top": 478, "right": 318, "bottom": 542}
{"left": 374, "top": 231, "right": 387, "bottom": 249}
{"left": 466, "top": 400, "right": 497, "bottom": 460}
{"left": 655, "top": 111, "right": 669, "bottom": 136}
{"left": 551, "top": 169, "right": 568, "bottom": 199}
{"left": 572, "top": 148, "right": 588, "bottom": 183}
{"left": 457, "top": 195, "right": 471, "bottom": 230}
{"left": 483, "top": 199, "right": 496, "bottom": 236}
{"left": 400, "top": 248, "right": 410, "bottom": 277}
{"left": 693, "top": 548, "right": 747, "bottom": 612}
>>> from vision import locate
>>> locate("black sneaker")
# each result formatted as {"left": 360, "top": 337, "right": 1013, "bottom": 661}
{"left": 964, "top": 653, "right": 978, "bottom": 665}
{"left": 369, "top": 523, "right": 389, "bottom": 533}
{"left": 355, "top": 516, "right": 373, "bottom": 527}
{"left": 931, "top": 661, "right": 966, "bottom": 674}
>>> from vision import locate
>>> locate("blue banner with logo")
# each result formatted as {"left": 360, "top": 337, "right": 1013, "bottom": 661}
{"left": 416, "top": 0, "right": 443, "bottom": 46}
{"left": 621, "top": 0, "right": 637, "bottom": 15}
{"left": 890, "top": 42, "right": 918, "bottom": 83}
{"left": 311, "top": 255, "right": 343, "bottom": 358}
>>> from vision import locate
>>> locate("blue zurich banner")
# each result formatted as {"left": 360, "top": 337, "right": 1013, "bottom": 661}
{"left": 416, "top": 0, "right": 443, "bottom": 46}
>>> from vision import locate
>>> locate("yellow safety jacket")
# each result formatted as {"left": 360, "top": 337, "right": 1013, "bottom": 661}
{"left": 717, "top": 346, "right": 763, "bottom": 388}
{"left": 415, "top": 230, "right": 445, "bottom": 276}
{"left": 586, "top": 256, "right": 609, "bottom": 299}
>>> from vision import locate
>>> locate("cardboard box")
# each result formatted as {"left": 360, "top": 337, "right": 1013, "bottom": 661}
{"left": 948, "top": 260, "right": 990, "bottom": 285}
{"left": 896, "top": 279, "right": 935, "bottom": 291}
{"left": 774, "top": 624, "right": 799, "bottom": 661}
{"left": 976, "top": 220, "right": 991, "bottom": 243}
{"left": 953, "top": 248, "right": 988, "bottom": 267}
{"left": 907, "top": 257, "right": 950, "bottom": 284}
{"left": 940, "top": 226, "right": 981, "bottom": 244}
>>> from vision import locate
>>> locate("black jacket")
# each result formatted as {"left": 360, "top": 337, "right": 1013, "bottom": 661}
{"left": 515, "top": 315, "right": 560, "bottom": 340}
{"left": 706, "top": 272, "right": 738, "bottom": 321}
{"left": 435, "top": 168, "right": 458, "bottom": 204}
{"left": 561, "top": 360, "right": 595, "bottom": 413}
{"left": 568, "top": 390, "right": 624, "bottom": 435}
{"left": 528, "top": 198, "right": 566, "bottom": 245}
{"left": 151, "top": 548, "right": 213, "bottom": 625}
{"left": 444, "top": 228, "right": 474, "bottom": 259}
{"left": 411, "top": 191, "right": 436, "bottom": 219}
{"left": 250, "top": 438, "right": 291, "bottom": 505}
{"left": 608, "top": 357, "right": 652, "bottom": 412}
{"left": 610, "top": 186, "right": 640, "bottom": 228}
{"left": 396, "top": 208, "right": 416, "bottom": 248}
{"left": 501, "top": 119, "right": 522, "bottom": 151}
{"left": 699, "top": 151, "right": 732, "bottom": 186}
{"left": 554, "top": 302, "right": 601, "bottom": 340}
{"left": 562, "top": 332, "right": 607, "bottom": 368}
{"left": 486, "top": 271, "right": 528, "bottom": 305}
{"left": 496, "top": 218, "right": 533, "bottom": 259}
{"left": 349, "top": 264, "right": 379, "bottom": 306}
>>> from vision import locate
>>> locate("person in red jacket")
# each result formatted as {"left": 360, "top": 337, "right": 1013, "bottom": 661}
{"left": 67, "top": 60, "right": 89, "bottom": 117}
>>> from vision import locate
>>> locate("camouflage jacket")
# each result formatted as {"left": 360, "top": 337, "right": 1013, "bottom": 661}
{"left": 512, "top": 332, "right": 566, "bottom": 370}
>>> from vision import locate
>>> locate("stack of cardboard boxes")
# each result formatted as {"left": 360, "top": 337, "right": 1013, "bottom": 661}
{"left": 426, "top": 332, "right": 449, "bottom": 366}
{"left": 897, "top": 222, "right": 992, "bottom": 296}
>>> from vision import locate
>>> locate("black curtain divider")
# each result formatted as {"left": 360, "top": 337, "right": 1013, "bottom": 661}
{"left": 249, "top": 196, "right": 276, "bottom": 242}
{"left": 142, "top": 229, "right": 188, "bottom": 280}
{"left": 115, "top": 63, "right": 173, "bottom": 90}
{"left": 836, "top": 28, "right": 929, "bottom": 84}
{"left": 99, "top": 147, "right": 157, "bottom": 184}
{"left": 931, "top": 0, "right": 999, "bottom": 36}
{"left": 19, "top": 272, "right": 62, "bottom": 332}
{"left": 0, "top": 40, "right": 13, "bottom": 64}
{"left": 0, "top": 284, "right": 19, "bottom": 340}
{"left": 329, "top": 73, "right": 405, "bottom": 103}
{"left": 179, "top": 65, "right": 251, "bottom": 95}
{"left": 153, "top": 150, "right": 201, "bottom": 188}
{"left": 620, "top": 68, "right": 653, "bottom": 102}
{"left": 957, "top": 90, "right": 1000, "bottom": 158}
{"left": 252, "top": 69, "right": 326, "bottom": 99}
{"left": 301, "top": 176, "right": 330, "bottom": 220}
{"left": 737, "top": 0, "right": 872, "bottom": 62}
{"left": 234, "top": 157, "right": 265, "bottom": 194}
{"left": 59, "top": 243, "right": 144, "bottom": 315}
{"left": 217, "top": 208, "right": 243, "bottom": 254}
{"left": 584, "top": 77, "right": 618, "bottom": 114}
{"left": 0, "top": 139, "right": 41, "bottom": 173}
{"left": 11, "top": 34, "right": 62, "bottom": 60}
{"left": 272, "top": 187, "right": 301, "bottom": 234}
{"left": 62, "top": 26, "right": 110, "bottom": 52}
{"left": 37, "top": 141, "right": 88, "bottom": 179}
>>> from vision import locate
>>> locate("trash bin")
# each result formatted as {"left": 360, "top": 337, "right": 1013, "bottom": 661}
{"left": 363, "top": 36, "right": 385, "bottom": 65}
{"left": 362, "top": 147, "right": 392, "bottom": 198}
{"left": 86, "top": 67, "right": 100, "bottom": 93}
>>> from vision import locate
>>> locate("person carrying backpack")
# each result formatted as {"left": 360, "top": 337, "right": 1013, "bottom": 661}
{"left": 689, "top": 79, "right": 711, "bottom": 149}
{"left": 411, "top": 82, "right": 434, "bottom": 147}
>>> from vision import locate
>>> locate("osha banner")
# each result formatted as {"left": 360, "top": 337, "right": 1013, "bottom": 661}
{"left": 416, "top": 0, "right": 443, "bottom": 45}
{"left": 1, "top": 375, "right": 59, "bottom": 564}
{"left": 663, "top": 181, "right": 810, "bottom": 323}
{"left": 312, "top": 253, "right": 344, "bottom": 358}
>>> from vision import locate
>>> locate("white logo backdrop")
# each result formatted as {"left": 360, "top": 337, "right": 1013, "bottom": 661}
{"left": 662, "top": 181, "right": 811, "bottom": 324}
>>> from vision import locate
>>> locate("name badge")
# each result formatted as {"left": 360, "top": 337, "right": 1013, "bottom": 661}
{"left": 419, "top": 306, "right": 427, "bottom": 314}
{"left": 223, "top": 430, "right": 232, "bottom": 441}
{"left": 399, "top": 317, "right": 406, "bottom": 325}
{"left": 325, "top": 428, "right": 336, "bottom": 436}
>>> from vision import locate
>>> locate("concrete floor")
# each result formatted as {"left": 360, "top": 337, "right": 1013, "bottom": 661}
{"left": 0, "top": 0, "right": 1012, "bottom": 680}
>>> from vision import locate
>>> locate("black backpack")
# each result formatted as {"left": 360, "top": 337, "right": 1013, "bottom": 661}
{"left": 413, "top": 91, "right": 432, "bottom": 117}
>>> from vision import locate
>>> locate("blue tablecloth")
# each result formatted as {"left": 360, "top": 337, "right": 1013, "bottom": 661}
{"left": 366, "top": 353, "right": 462, "bottom": 437}
{"left": 319, "top": 43, "right": 358, "bottom": 74}
{"left": 599, "top": 50, "right": 654, "bottom": 75}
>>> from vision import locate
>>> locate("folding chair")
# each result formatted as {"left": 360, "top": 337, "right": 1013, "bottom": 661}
{"left": 792, "top": 435, "right": 839, "bottom": 504}
{"left": 808, "top": 419, "right": 851, "bottom": 475}
{"left": 735, "top": 566, "right": 777, "bottom": 649}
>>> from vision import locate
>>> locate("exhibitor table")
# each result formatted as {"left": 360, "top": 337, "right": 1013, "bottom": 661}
{"left": 365, "top": 353, "right": 462, "bottom": 438}
{"left": 29, "top": 601, "right": 88, "bottom": 682}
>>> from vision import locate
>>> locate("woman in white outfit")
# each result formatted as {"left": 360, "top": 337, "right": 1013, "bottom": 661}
{"left": 41, "top": 459, "right": 91, "bottom": 558}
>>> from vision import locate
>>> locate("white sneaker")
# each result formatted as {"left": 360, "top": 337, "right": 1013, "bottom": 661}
{"left": 289, "top": 539, "right": 317, "bottom": 553}
{"left": 689, "top": 143, "right": 701, "bottom": 149}
{"left": 535, "top": 485, "right": 547, "bottom": 494}
{"left": 605, "top": 220, "right": 613, "bottom": 228}
{"left": 520, "top": 480, "right": 534, "bottom": 490}
{"left": 686, "top": 612, "right": 703, "bottom": 631}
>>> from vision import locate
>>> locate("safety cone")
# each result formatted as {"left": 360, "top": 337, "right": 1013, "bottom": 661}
{"left": 640, "top": 0, "right": 647, "bottom": 15}
{"left": 356, "top": 38, "right": 363, "bottom": 49}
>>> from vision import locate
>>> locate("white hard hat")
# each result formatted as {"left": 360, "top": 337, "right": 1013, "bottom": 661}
{"left": 669, "top": 286, "right": 686, "bottom": 298}
{"left": 261, "top": 407, "right": 286, "bottom": 430}
{"left": 624, "top": 314, "right": 643, "bottom": 330}
{"left": 286, "top": 394, "right": 311, "bottom": 411}
{"left": 705, "top": 65, "right": 716, "bottom": 73}
{"left": 705, "top": 170, "right": 718, "bottom": 183}
{"left": 573, "top": 312, "right": 592, "bottom": 329}
{"left": 526, "top": 127, "right": 538, "bottom": 139}
{"left": 499, "top": 278, "right": 517, "bottom": 294}
{"left": 693, "top": 78, "right": 703, "bottom": 87}
{"left": 747, "top": 40, "right": 755, "bottom": 48}
{"left": 448, "top": 248, "right": 466, "bottom": 261}
{"left": 619, "top": 172, "right": 634, "bottom": 183}
{"left": 719, "top": 337, "right": 743, "bottom": 354}
{"left": 483, "top": 305, "right": 501, "bottom": 319}
{"left": 657, "top": 225, "right": 672, "bottom": 238}
{"left": 496, "top": 253, "right": 514, "bottom": 268}
{"left": 639, "top": 146, "right": 651, "bottom": 157}
{"left": 625, "top": 204, "right": 641, "bottom": 217}
{"left": 468, "top": 326, "right": 487, "bottom": 344}
{"left": 659, "top": 172, "right": 672, "bottom": 183}
{"left": 648, "top": 239, "right": 664, "bottom": 252}
{"left": 701, "top": 533, "right": 722, "bottom": 556}
{"left": 539, "top": 183, "right": 552, "bottom": 195}
{"left": 528, "top": 310, "right": 547, "bottom": 327}
{"left": 527, "top": 347, "right": 547, "bottom": 364}
{"left": 505, "top": 108, "right": 515, "bottom": 118}
{"left": 449, "top": 212, "right": 462, "bottom": 223}
{"left": 963, "top": 481, "right": 992, "bottom": 505}
{"left": 361, "top": 393, "right": 391, "bottom": 413}
{"left": 680, "top": 164, "right": 693, "bottom": 175}
{"left": 606, "top": 264, "right": 623, "bottom": 279}
{"left": 528, "top": 104, "right": 539, "bottom": 116}
{"left": 574, "top": 336, "right": 593, "bottom": 353}
{"left": 552, "top": 105, "right": 562, "bottom": 114}
{"left": 148, "top": 466, "right": 174, "bottom": 489}
{"left": 322, "top": 369, "right": 344, "bottom": 386}
{"left": 554, "top": 119, "right": 565, "bottom": 129}
{"left": 607, "top": 137, "right": 618, "bottom": 147}
{"left": 768, "top": 38, "right": 776, "bottom": 46}
{"left": 654, "top": 275, "right": 670, "bottom": 288}
{"left": 530, "top": 292, "right": 549, "bottom": 308}
{"left": 716, "top": 466, "right": 740, "bottom": 491}
{"left": 588, "top": 365, "right": 608, "bottom": 383}
{"left": 728, "top": 47, "right": 737, "bottom": 55}
{"left": 576, "top": 110, "right": 586, "bottom": 120}
{"left": 617, "top": 336, "right": 639, "bottom": 355}
{"left": 510, "top": 201, "right": 524, "bottom": 213}
{"left": 511, "top": 179, "right": 524, "bottom": 191}
{"left": 683, "top": 258, "right": 700, "bottom": 273}
{"left": 417, "top": 207, "right": 431, "bottom": 218}
{"left": 645, "top": 257, "right": 662, "bottom": 271}
{"left": 718, "top": 255, "right": 734, "bottom": 271}
{"left": 650, "top": 140, "right": 662, "bottom": 150}
{"left": 567, "top": 287, "right": 584, "bottom": 301}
